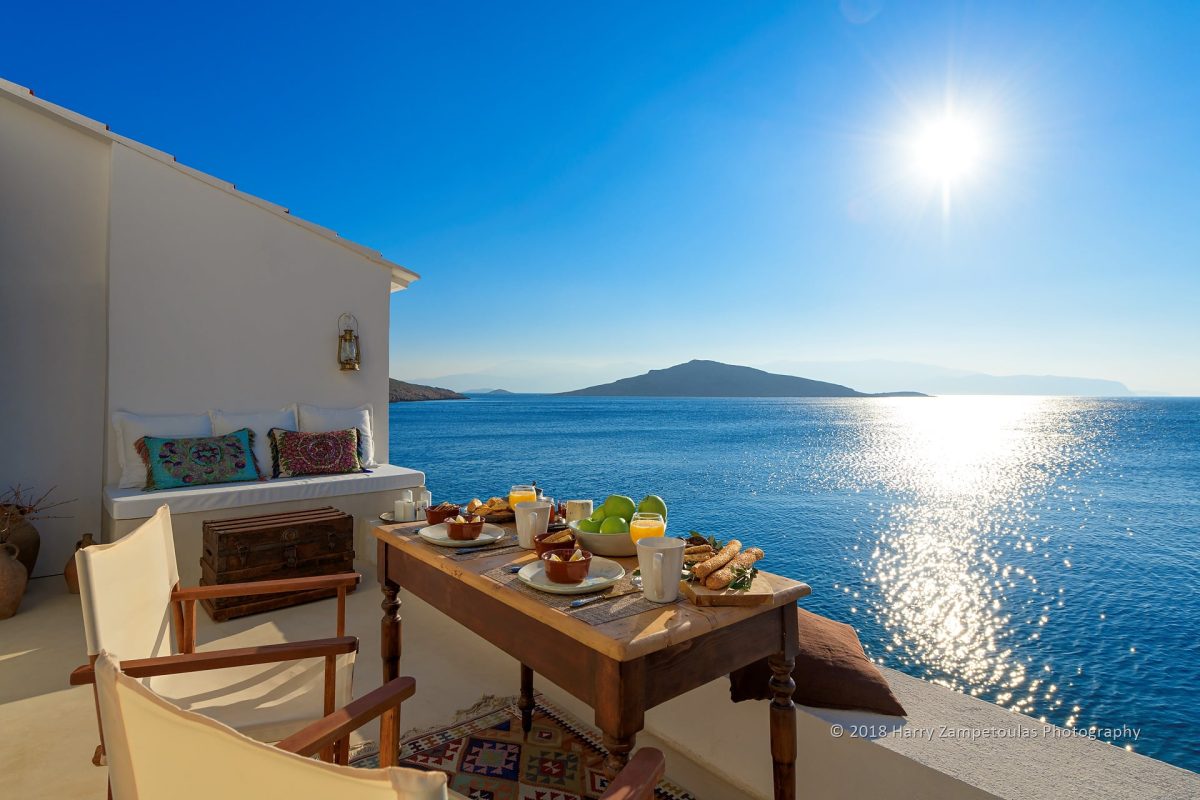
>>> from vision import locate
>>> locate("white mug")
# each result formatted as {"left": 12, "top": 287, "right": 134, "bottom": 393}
{"left": 565, "top": 499, "right": 593, "bottom": 523}
{"left": 636, "top": 537, "right": 685, "bottom": 603}
{"left": 514, "top": 501, "right": 552, "bottom": 549}
{"left": 394, "top": 499, "right": 415, "bottom": 522}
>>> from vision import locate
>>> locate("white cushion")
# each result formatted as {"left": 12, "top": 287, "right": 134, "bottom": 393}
{"left": 210, "top": 407, "right": 298, "bottom": 477}
{"left": 104, "top": 464, "right": 425, "bottom": 520}
{"left": 298, "top": 403, "right": 376, "bottom": 466}
{"left": 113, "top": 411, "right": 213, "bottom": 489}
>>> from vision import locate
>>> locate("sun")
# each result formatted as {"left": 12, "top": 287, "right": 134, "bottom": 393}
{"left": 911, "top": 114, "right": 985, "bottom": 184}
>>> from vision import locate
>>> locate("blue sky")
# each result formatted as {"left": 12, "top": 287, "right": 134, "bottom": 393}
{"left": 6, "top": 2, "right": 1198, "bottom": 393}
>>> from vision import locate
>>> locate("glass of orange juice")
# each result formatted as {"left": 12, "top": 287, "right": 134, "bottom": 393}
{"left": 629, "top": 512, "right": 666, "bottom": 543}
{"left": 509, "top": 484, "right": 537, "bottom": 509}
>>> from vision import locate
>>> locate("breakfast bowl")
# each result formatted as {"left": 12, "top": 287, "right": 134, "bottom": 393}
{"left": 541, "top": 548, "right": 592, "bottom": 583}
{"left": 534, "top": 529, "right": 577, "bottom": 558}
{"left": 425, "top": 503, "right": 461, "bottom": 526}
{"left": 567, "top": 520, "right": 637, "bottom": 557}
{"left": 445, "top": 515, "right": 484, "bottom": 540}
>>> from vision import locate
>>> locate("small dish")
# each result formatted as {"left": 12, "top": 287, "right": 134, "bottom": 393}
{"left": 445, "top": 516, "right": 485, "bottom": 540}
{"left": 516, "top": 555, "right": 625, "bottom": 595}
{"left": 534, "top": 530, "right": 577, "bottom": 557}
{"left": 425, "top": 503, "right": 461, "bottom": 525}
{"left": 541, "top": 548, "right": 592, "bottom": 583}
{"left": 378, "top": 511, "right": 397, "bottom": 523}
{"left": 418, "top": 522, "right": 506, "bottom": 548}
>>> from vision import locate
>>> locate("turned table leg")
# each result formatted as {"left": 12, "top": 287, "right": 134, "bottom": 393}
{"left": 519, "top": 664, "right": 535, "bottom": 735}
{"left": 768, "top": 652, "right": 797, "bottom": 800}
{"left": 379, "top": 577, "right": 402, "bottom": 767}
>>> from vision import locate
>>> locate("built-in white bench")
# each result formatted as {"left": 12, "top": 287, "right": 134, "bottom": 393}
{"left": 102, "top": 464, "right": 425, "bottom": 584}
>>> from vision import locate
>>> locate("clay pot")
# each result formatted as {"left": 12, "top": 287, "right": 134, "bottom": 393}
{"left": 0, "top": 542, "right": 27, "bottom": 619}
{"left": 64, "top": 533, "right": 96, "bottom": 595}
{"left": 1, "top": 507, "right": 40, "bottom": 576}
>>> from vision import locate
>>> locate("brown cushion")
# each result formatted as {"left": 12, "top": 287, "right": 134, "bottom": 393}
{"left": 728, "top": 608, "right": 906, "bottom": 716}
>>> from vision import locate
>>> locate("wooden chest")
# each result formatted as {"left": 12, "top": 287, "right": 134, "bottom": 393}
{"left": 200, "top": 506, "right": 355, "bottom": 621}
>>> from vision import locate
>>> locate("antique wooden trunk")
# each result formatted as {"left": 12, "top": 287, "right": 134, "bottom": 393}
{"left": 200, "top": 506, "right": 355, "bottom": 621}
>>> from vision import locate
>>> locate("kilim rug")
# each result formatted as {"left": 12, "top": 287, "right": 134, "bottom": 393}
{"left": 350, "top": 693, "right": 696, "bottom": 800}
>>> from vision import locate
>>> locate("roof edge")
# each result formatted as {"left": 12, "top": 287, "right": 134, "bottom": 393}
{"left": 0, "top": 76, "right": 419, "bottom": 291}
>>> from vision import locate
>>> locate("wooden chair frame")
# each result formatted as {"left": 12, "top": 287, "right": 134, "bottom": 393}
{"left": 72, "top": 572, "right": 363, "bottom": 767}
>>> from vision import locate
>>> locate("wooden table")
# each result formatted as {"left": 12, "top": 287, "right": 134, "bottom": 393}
{"left": 375, "top": 521, "right": 811, "bottom": 799}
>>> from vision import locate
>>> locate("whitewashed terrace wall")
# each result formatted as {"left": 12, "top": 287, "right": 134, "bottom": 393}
{"left": 104, "top": 144, "right": 391, "bottom": 484}
{"left": 0, "top": 92, "right": 398, "bottom": 578}
{"left": 0, "top": 96, "right": 110, "bottom": 578}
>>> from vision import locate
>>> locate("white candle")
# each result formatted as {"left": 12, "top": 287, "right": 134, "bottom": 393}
{"left": 394, "top": 499, "right": 415, "bottom": 522}
{"left": 397, "top": 489, "right": 413, "bottom": 503}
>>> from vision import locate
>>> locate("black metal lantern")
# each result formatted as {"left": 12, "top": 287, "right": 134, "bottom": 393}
{"left": 337, "top": 313, "right": 360, "bottom": 371}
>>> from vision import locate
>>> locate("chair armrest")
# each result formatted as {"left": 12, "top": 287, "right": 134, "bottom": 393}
{"left": 599, "top": 748, "right": 666, "bottom": 800}
{"left": 275, "top": 676, "right": 417, "bottom": 757}
{"left": 70, "top": 636, "right": 358, "bottom": 685}
{"left": 172, "top": 573, "right": 361, "bottom": 601}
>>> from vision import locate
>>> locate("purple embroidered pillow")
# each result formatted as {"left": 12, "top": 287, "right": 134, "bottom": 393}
{"left": 268, "top": 427, "right": 363, "bottom": 478}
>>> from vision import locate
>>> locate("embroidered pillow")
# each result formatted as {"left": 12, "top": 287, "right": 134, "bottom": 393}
{"left": 135, "top": 428, "right": 261, "bottom": 491}
{"left": 268, "top": 427, "right": 363, "bottom": 478}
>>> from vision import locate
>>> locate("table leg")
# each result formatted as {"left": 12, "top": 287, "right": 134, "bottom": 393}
{"left": 379, "top": 577, "right": 402, "bottom": 767}
{"left": 594, "top": 659, "right": 646, "bottom": 779}
{"left": 768, "top": 652, "right": 797, "bottom": 800}
{"left": 519, "top": 664, "right": 535, "bottom": 735}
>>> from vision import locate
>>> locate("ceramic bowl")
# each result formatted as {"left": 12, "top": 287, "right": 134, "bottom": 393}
{"left": 567, "top": 520, "right": 637, "bottom": 557}
{"left": 534, "top": 530, "right": 577, "bottom": 558}
{"left": 541, "top": 548, "right": 592, "bottom": 583}
{"left": 445, "top": 516, "right": 484, "bottom": 540}
{"left": 425, "top": 504, "right": 462, "bottom": 525}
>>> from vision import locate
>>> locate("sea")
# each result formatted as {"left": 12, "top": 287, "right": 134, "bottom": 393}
{"left": 389, "top": 395, "right": 1199, "bottom": 773}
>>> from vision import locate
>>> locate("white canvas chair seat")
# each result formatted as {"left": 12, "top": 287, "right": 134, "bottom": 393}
{"left": 76, "top": 504, "right": 355, "bottom": 744}
{"left": 94, "top": 652, "right": 458, "bottom": 800}
{"left": 147, "top": 653, "right": 354, "bottom": 742}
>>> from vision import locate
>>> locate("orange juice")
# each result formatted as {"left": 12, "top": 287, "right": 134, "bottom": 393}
{"left": 629, "top": 513, "right": 665, "bottom": 543}
{"left": 509, "top": 485, "right": 537, "bottom": 509}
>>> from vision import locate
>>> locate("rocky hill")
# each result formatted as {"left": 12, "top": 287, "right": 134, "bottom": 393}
{"left": 389, "top": 379, "right": 467, "bottom": 402}
{"left": 559, "top": 360, "right": 925, "bottom": 398}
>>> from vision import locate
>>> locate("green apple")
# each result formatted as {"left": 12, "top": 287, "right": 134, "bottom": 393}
{"left": 637, "top": 494, "right": 668, "bottom": 520}
{"left": 602, "top": 494, "right": 637, "bottom": 521}
{"left": 588, "top": 507, "right": 608, "bottom": 523}
{"left": 599, "top": 515, "right": 629, "bottom": 534}
{"left": 575, "top": 517, "right": 602, "bottom": 533}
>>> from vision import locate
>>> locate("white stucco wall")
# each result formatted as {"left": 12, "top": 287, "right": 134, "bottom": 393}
{"left": 0, "top": 96, "right": 111, "bottom": 578}
{"left": 104, "top": 144, "right": 392, "bottom": 484}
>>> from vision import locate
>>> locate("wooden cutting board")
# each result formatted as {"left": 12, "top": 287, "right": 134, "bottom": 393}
{"left": 679, "top": 573, "right": 775, "bottom": 606}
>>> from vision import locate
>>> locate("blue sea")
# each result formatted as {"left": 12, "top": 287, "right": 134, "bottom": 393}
{"left": 389, "top": 395, "right": 1199, "bottom": 773}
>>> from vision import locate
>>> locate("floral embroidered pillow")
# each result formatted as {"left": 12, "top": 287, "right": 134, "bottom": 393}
{"left": 135, "top": 428, "right": 262, "bottom": 490}
{"left": 268, "top": 427, "right": 364, "bottom": 478}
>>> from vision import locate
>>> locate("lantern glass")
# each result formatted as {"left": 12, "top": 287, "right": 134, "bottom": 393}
{"left": 337, "top": 313, "right": 361, "bottom": 371}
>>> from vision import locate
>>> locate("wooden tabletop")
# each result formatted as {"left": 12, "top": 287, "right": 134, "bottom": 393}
{"left": 373, "top": 522, "right": 810, "bottom": 662}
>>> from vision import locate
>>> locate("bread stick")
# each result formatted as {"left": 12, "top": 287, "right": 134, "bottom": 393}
{"left": 684, "top": 545, "right": 713, "bottom": 556}
{"left": 691, "top": 540, "right": 742, "bottom": 580}
{"left": 704, "top": 547, "right": 764, "bottom": 590}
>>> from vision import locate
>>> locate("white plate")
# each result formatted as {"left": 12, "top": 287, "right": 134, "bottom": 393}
{"left": 417, "top": 522, "right": 507, "bottom": 548}
{"left": 517, "top": 556, "right": 626, "bottom": 595}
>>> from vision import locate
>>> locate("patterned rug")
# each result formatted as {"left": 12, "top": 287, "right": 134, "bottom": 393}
{"left": 351, "top": 694, "right": 696, "bottom": 800}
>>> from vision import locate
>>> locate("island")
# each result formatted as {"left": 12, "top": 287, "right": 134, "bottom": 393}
{"left": 559, "top": 360, "right": 927, "bottom": 398}
{"left": 389, "top": 378, "right": 467, "bottom": 402}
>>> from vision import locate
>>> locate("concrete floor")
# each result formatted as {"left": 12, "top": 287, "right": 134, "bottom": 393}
{"left": 0, "top": 567, "right": 744, "bottom": 800}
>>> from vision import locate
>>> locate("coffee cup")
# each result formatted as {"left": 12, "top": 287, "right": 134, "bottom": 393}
{"left": 636, "top": 537, "right": 685, "bottom": 603}
{"left": 514, "top": 501, "right": 552, "bottom": 549}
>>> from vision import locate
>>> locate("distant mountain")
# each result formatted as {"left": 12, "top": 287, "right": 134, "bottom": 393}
{"left": 559, "top": 360, "right": 926, "bottom": 398}
{"left": 388, "top": 379, "right": 467, "bottom": 402}
{"left": 763, "top": 359, "right": 1134, "bottom": 397}
{"left": 486, "top": 389, "right": 514, "bottom": 395}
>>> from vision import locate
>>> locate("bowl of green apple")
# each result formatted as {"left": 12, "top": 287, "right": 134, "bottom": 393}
{"left": 568, "top": 494, "right": 668, "bottom": 558}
